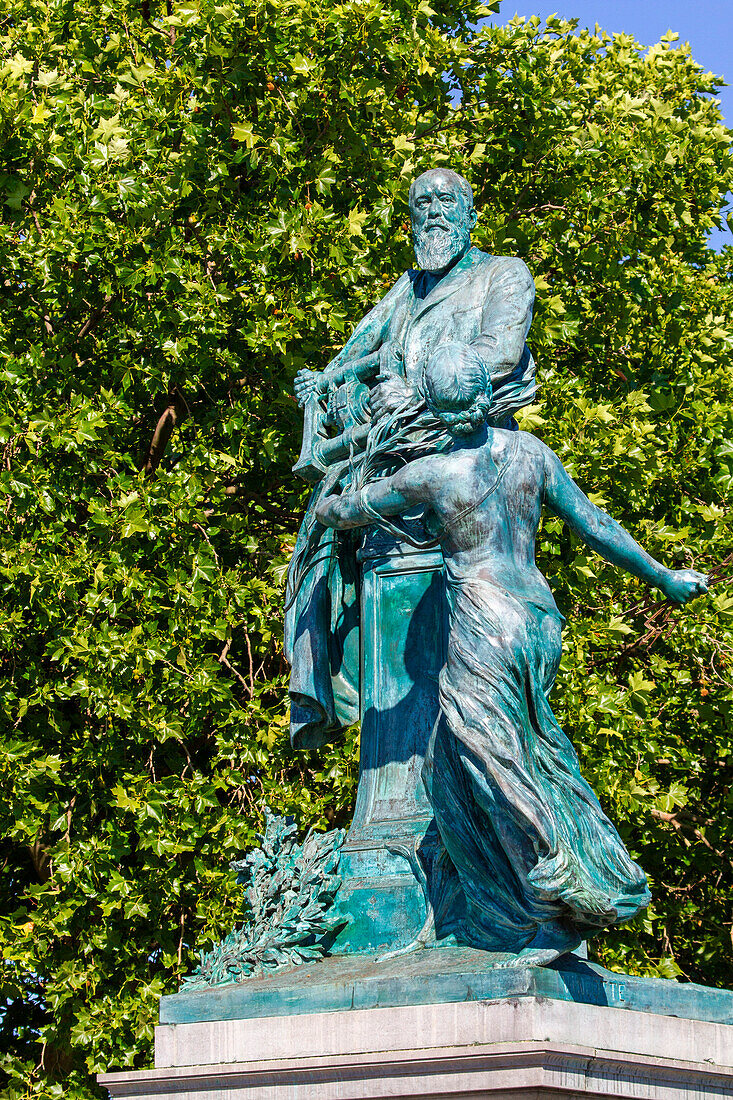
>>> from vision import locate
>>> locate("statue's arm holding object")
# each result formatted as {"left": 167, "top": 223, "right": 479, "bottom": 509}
{"left": 541, "top": 442, "right": 708, "bottom": 604}
{"left": 316, "top": 463, "right": 428, "bottom": 530}
{"left": 293, "top": 273, "right": 411, "bottom": 405}
{"left": 318, "top": 436, "right": 708, "bottom": 605}
{"left": 292, "top": 277, "right": 413, "bottom": 482}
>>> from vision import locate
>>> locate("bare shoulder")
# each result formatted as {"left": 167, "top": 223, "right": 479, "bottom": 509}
{"left": 390, "top": 453, "right": 446, "bottom": 491}
{"left": 489, "top": 428, "right": 540, "bottom": 460}
{"left": 511, "top": 431, "right": 558, "bottom": 476}
{"left": 515, "top": 429, "right": 548, "bottom": 457}
{"left": 512, "top": 429, "right": 554, "bottom": 459}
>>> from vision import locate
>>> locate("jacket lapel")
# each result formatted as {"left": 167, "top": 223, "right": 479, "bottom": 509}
{"left": 386, "top": 273, "right": 418, "bottom": 344}
{"left": 409, "top": 247, "right": 490, "bottom": 326}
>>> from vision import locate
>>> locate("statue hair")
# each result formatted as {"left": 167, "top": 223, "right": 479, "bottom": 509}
{"left": 408, "top": 168, "right": 474, "bottom": 211}
{"left": 424, "top": 343, "right": 492, "bottom": 437}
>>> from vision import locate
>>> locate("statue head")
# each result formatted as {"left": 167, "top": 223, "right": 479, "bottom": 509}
{"left": 424, "top": 342, "right": 492, "bottom": 437}
{"left": 409, "top": 168, "right": 477, "bottom": 274}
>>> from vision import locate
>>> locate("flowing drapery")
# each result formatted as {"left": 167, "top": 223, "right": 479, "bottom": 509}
{"left": 423, "top": 552, "right": 650, "bottom": 950}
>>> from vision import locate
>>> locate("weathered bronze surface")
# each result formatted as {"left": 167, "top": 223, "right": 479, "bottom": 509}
{"left": 285, "top": 169, "right": 543, "bottom": 955}
{"left": 183, "top": 168, "right": 709, "bottom": 990}
{"left": 316, "top": 338, "right": 707, "bottom": 965}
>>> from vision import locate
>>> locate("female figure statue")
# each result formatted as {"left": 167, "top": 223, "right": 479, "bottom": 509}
{"left": 316, "top": 343, "right": 708, "bottom": 966}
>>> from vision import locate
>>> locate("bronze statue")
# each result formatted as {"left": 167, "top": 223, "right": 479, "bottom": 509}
{"left": 315, "top": 342, "right": 708, "bottom": 965}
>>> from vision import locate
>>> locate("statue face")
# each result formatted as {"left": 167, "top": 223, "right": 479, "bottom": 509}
{"left": 410, "top": 171, "right": 476, "bottom": 273}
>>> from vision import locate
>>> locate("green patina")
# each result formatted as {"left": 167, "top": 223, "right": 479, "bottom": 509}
{"left": 184, "top": 167, "right": 710, "bottom": 992}
{"left": 185, "top": 810, "right": 344, "bottom": 987}
{"left": 165, "top": 946, "right": 733, "bottom": 1026}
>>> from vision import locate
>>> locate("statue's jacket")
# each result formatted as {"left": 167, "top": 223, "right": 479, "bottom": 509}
{"left": 329, "top": 246, "right": 537, "bottom": 423}
{"left": 286, "top": 247, "right": 538, "bottom": 748}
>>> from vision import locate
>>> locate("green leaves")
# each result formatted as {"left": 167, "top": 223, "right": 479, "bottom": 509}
{"left": 0, "top": 0, "right": 731, "bottom": 1095}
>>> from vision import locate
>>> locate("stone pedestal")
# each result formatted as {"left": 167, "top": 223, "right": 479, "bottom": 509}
{"left": 100, "top": 949, "right": 733, "bottom": 1099}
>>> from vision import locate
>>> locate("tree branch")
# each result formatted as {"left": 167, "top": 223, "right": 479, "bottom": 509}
{"left": 506, "top": 202, "right": 566, "bottom": 223}
{"left": 244, "top": 629, "right": 255, "bottom": 697}
{"left": 651, "top": 807, "right": 733, "bottom": 871}
{"left": 75, "top": 293, "right": 116, "bottom": 342}
{"left": 28, "top": 836, "right": 51, "bottom": 883}
{"left": 218, "top": 639, "right": 252, "bottom": 696}
{"left": 142, "top": 385, "right": 190, "bottom": 476}
{"left": 188, "top": 221, "right": 218, "bottom": 288}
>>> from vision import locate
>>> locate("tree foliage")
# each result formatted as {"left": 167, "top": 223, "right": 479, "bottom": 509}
{"left": 0, "top": 0, "right": 731, "bottom": 1094}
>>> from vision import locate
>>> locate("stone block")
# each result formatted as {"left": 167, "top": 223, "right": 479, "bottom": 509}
{"left": 100, "top": 995, "right": 733, "bottom": 1099}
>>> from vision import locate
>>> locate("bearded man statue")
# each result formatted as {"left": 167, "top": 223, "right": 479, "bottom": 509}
{"left": 296, "top": 168, "right": 536, "bottom": 436}
{"left": 287, "top": 168, "right": 538, "bottom": 745}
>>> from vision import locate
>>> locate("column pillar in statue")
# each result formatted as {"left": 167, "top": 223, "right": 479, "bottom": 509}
{"left": 331, "top": 532, "right": 447, "bottom": 954}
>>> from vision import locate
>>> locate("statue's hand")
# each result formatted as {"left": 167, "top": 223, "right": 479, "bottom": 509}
{"left": 368, "top": 375, "right": 415, "bottom": 420}
{"left": 320, "top": 462, "right": 346, "bottom": 498}
{"left": 661, "top": 568, "right": 709, "bottom": 604}
{"left": 294, "top": 368, "right": 321, "bottom": 407}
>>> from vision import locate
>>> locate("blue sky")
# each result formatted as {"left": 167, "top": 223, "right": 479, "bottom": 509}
{"left": 500, "top": 0, "right": 732, "bottom": 249}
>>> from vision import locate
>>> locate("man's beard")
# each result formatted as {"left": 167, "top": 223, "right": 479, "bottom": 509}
{"left": 412, "top": 221, "right": 470, "bottom": 273}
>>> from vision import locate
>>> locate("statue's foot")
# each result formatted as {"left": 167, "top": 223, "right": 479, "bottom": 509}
{"left": 377, "top": 930, "right": 459, "bottom": 962}
{"left": 492, "top": 946, "right": 564, "bottom": 969}
{"left": 490, "top": 922, "right": 582, "bottom": 969}
{"left": 377, "top": 938, "right": 426, "bottom": 962}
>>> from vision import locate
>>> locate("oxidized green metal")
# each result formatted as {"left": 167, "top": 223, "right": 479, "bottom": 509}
{"left": 316, "top": 341, "right": 708, "bottom": 967}
{"left": 185, "top": 810, "right": 345, "bottom": 987}
{"left": 163, "top": 946, "right": 733, "bottom": 1026}
{"left": 330, "top": 536, "right": 447, "bottom": 954}
{"left": 285, "top": 168, "right": 536, "bottom": 754}
{"left": 284, "top": 167, "right": 538, "bottom": 961}
{"left": 188, "top": 167, "right": 708, "bottom": 990}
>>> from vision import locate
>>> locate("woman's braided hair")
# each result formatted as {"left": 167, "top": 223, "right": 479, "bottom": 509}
{"left": 423, "top": 342, "right": 492, "bottom": 437}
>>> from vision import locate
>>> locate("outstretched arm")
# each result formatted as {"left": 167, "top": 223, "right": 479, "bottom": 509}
{"left": 316, "top": 463, "right": 429, "bottom": 530}
{"left": 542, "top": 445, "right": 707, "bottom": 604}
